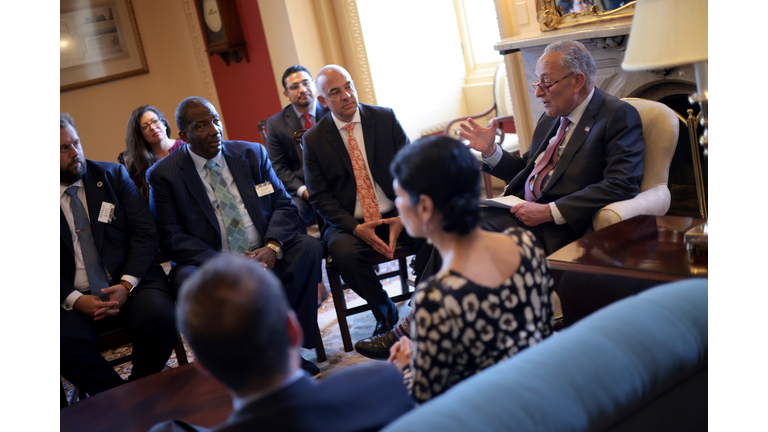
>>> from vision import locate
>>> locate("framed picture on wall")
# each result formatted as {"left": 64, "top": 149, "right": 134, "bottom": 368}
{"left": 60, "top": 0, "right": 148, "bottom": 92}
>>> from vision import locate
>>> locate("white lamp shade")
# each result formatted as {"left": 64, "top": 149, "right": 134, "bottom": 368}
{"left": 622, "top": 0, "right": 708, "bottom": 71}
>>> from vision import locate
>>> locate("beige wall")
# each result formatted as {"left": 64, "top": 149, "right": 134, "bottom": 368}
{"left": 60, "top": 0, "right": 219, "bottom": 164}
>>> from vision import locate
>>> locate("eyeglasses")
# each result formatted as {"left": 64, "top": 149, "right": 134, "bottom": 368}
{"left": 532, "top": 74, "right": 572, "bottom": 94}
{"left": 288, "top": 79, "right": 313, "bottom": 92}
{"left": 140, "top": 118, "right": 162, "bottom": 132}
{"left": 327, "top": 82, "right": 355, "bottom": 100}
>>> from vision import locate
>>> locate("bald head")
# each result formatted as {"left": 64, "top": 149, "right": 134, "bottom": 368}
{"left": 316, "top": 65, "right": 359, "bottom": 122}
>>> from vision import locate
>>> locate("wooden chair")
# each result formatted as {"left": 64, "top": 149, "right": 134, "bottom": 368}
{"left": 326, "top": 246, "right": 415, "bottom": 352}
{"left": 444, "top": 62, "right": 518, "bottom": 198}
{"left": 63, "top": 327, "right": 188, "bottom": 406}
{"left": 258, "top": 119, "right": 268, "bottom": 142}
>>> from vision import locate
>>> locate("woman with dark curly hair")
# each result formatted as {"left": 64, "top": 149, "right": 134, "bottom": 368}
{"left": 386, "top": 135, "right": 555, "bottom": 403}
{"left": 123, "top": 105, "right": 185, "bottom": 199}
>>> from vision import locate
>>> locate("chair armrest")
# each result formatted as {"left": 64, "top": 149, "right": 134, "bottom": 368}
{"left": 592, "top": 184, "right": 671, "bottom": 231}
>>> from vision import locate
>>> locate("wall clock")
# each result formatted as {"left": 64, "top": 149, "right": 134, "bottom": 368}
{"left": 194, "top": 0, "right": 249, "bottom": 65}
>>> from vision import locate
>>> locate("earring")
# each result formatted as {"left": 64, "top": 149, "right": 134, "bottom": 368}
{"left": 423, "top": 221, "right": 432, "bottom": 245}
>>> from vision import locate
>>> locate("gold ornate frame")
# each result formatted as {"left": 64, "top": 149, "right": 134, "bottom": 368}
{"left": 536, "top": 0, "right": 636, "bottom": 32}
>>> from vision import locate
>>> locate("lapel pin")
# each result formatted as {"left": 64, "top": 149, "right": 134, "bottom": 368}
{"left": 96, "top": 181, "right": 103, "bottom": 187}
{"left": 584, "top": 126, "right": 590, "bottom": 132}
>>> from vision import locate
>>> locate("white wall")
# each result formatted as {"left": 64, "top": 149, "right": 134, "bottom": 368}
{"left": 356, "top": 0, "right": 469, "bottom": 140}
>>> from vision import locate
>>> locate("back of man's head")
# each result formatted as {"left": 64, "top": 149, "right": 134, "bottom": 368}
{"left": 178, "top": 255, "right": 292, "bottom": 393}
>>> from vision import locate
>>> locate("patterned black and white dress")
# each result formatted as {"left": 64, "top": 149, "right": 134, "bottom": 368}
{"left": 408, "top": 227, "right": 554, "bottom": 403}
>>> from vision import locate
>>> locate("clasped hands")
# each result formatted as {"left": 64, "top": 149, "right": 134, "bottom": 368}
{"left": 73, "top": 283, "right": 130, "bottom": 321}
{"left": 244, "top": 240, "right": 280, "bottom": 270}
{"left": 353, "top": 216, "right": 403, "bottom": 260}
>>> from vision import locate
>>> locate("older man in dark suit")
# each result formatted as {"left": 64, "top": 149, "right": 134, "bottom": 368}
{"left": 464, "top": 40, "right": 645, "bottom": 254}
{"left": 149, "top": 255, "right": 414, "bottom": 432}
{"left": 147, "top": 97, "right": 323, "bottom": 373}
{"left": 60, "top": 113, "right": 177, "bottom": 396}
{"left": 265, "top": 65, "right": 330, "bottom": 227}
{"left": 302, "top": 65, "right": 432, "bottom": 344}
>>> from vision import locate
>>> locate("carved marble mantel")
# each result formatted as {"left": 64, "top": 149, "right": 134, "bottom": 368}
{"left": 494, "top": 22, "right": 697, "bottom": 122}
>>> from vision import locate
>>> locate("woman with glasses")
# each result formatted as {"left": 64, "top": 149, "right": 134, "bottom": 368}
{"left": 386, "top": 135, "right": 555, "bottom": 403}
{"left": 123, "top": 105, "right": 185, "bottom": 200}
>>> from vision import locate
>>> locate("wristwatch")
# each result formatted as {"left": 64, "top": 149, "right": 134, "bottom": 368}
{"left": 266, "top": 243, "right": 283, "bottom": 260}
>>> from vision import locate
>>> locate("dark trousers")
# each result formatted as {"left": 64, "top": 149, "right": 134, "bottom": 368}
{"left": 292, "top": 194, "right": 316, "bottom": 231}
{"left": 324, "top": 222, "right": 431, "bottom": 322}
{"left": 60, "top": 280, "right": 177, "bottom": 396}
{"left": 171, "top": 233, "right": 323, "bottom": 349}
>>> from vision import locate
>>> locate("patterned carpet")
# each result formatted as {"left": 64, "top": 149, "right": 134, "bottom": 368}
{"left": 62, "top": 258, "right": 415, "bottom": 405}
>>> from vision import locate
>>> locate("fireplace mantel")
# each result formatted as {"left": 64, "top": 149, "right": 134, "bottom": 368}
{"left": 493, "top": 21, "right": 696, "bottom": 126}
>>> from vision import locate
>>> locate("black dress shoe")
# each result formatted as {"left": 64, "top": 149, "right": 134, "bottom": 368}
{"left": 355, "top": 330, "right": 398, "bottom": 360}
{"left": 301, "top": 358, "right": 321, "bottom": 378}
{"left": 372, "top": 307, "right": 399, "bottom": 337}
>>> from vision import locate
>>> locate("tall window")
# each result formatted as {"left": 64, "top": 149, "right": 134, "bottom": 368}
{"left": 455, "top": 0, "right": 502, "bottom": 81}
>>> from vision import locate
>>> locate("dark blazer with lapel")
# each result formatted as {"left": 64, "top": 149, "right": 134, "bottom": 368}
{"left": 265, "top": 103, "right": 330, "bottom": 197}
{"left": 60, "top": 160, "right": 165, "bottom": 303}
{"left": 147, "top": 141, "right": 302, "bottom": 267}
{"left": 302, "top": 104, "right": 409, "bottom": 237}
{"left": 149, "top": 362, "right": 415, "bottom": 432}
{"left": 485, "top": 88, "right": 644, "bottom": 250}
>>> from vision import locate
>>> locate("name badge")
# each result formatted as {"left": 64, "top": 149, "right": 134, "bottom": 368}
{"left": 98, "top": 202, "right": 115, "bottom": 223}
{"left": 255, "top": 182, "right": 275, "bottom": 197}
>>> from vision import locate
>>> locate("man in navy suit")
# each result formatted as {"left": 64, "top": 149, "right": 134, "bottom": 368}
{"left": 266, "top": 65, "right": 330, "bottom": 227}
{"left": 147, "top": 97, "right": 323, "bottom": 372}
{"left": 302, "top": 65, "right": 432, "bottom": 342}
{"left": 60, "top": 113, "right": 177, "bottom": 396}
{"left": 463, "top": 40, "right": 645, "bottom": 254}
{"left": 149, "top": 255, "right": 414, "bottom": 432}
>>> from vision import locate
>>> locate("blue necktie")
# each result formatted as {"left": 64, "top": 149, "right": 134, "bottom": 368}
{"left": 64, "top": 186, "right": 110, "bottom": 300}
{"left": 205, "top": 160, "right": 250, "bottom": 254}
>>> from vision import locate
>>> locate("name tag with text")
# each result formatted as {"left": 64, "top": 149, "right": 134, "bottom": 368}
{"left": 255, "top": 182, "right": 275, "bottom": 197}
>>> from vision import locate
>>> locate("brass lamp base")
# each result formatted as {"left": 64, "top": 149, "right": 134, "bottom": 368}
{"left": 684, "top": 221, "right": 708, "bottom": 259}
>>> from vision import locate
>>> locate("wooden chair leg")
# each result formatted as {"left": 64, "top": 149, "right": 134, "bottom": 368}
{"left": 315, "top": 327, "right": 327, "bottom": 362}
{"left": 483, "top": 172, "right": 494, "bottom": 198}
{"left": 327, "top": 263, "right": 354, "bottom": 352}
{"left": 174, "top": 334, "right": 189, "bottom": 366}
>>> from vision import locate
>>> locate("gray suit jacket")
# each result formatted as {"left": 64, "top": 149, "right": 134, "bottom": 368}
{"left": 265, "top": 103, "right": 330, "bottom": 197}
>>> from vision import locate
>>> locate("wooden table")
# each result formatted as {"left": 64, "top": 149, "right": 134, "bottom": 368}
{"left": 61, "top": 363, "right": 232, "bottom": 432}
{"left": 548, "top": 215, "right": 708, "bottom": 281}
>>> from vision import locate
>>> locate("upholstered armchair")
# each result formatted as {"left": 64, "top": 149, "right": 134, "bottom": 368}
{"left": 591, "top": 98, "right": 679, "bottom": 231}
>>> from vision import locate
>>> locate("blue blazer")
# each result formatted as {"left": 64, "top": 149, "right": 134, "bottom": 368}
{"left": 147, "top": 141, "right": 302, "bottom": 267}
{"left": 60, "top": 160, "right": 166, "bottom": 303}
{"left": 266, "top": 103, "right": 330, "bottom": 197}
{"left": 486, "top": 88, "right": 645, "bottom": 252}
{"left": 149, "top": 362, "right": 415, "bottom": 432}
{"left": 302, "top": 104, "right": 409, "bottom": 236}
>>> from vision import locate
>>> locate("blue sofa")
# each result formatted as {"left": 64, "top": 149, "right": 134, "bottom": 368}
{"left": 383, "top": 278, "right": 707, "bottom": 432}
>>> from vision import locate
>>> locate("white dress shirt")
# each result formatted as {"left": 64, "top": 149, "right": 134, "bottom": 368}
{"left": 330, "top": 108, "right": 395, "bottom": 220}
{"left": 484, "top": 88, "right": 595, "bottom": 225}
{"left": 188, "top": 147, "right": 263, "bottom": 251}
{"left": 60, "top": 180, "right": 140, "bottom": 310}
